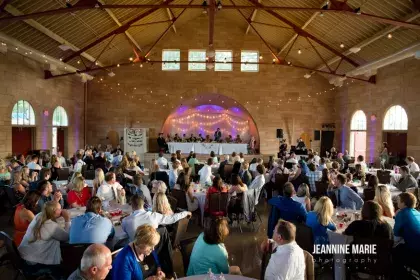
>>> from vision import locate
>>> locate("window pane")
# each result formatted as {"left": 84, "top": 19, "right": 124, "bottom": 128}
{"left": 11, "top": 100, "right": 35, "bottom": 125}
{"left": 215, "top": 51, "right": 232, "bottom": 71}
{"left": 350, "top": 110, "right": 367, "bottom": 131}
{"left": 383, "top": 105, "right": 408, "bottom": 130}
{"left": 162, "top": 50, "right": 180, "bottom": 71}
{"left": 241, "top": 51, "right": 259, "bottom": 72}
{"left": 53, "top": 106, "right": 68, "bottom": 126}
{"left": 188, "top": 50, "right": 206, "bottom": 71}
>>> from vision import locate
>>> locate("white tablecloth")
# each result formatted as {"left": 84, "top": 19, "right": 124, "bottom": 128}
{"left": 179, "top": 275, "right": 256, "bottom": 280}
{"left": 192, "top": 185, "right": 207, "bottom": 223}
{"left": 168, "top": 143, "right": 248, "bottom": 155}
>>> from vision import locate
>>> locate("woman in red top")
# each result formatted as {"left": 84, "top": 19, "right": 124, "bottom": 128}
{"left": 67, "top": 176, "right": 91, "bottom": 208}
{"left": 205, "top": 175, "right": 228, "bottom": 216}
{"left": 14, "top": 190, "right": 41, "bottom": 246}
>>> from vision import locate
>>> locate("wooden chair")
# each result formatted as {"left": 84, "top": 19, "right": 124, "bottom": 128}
{"left": 222, "top": 164, "right": 233, "bottom": 183}
{"left": 377, "top": 170, "right": 391, "bottom": 184}
{"left": 274, "top": 174, "right": 289, "bottom": 195}
{"left": 83, "top": 169, "right": 95, "bottom": 180}
{"left": 171, "top": 217, "right": 190, "bottom": 249}
{"left": 0, "top": 231, "right": 26, "bottom": 279}
{"left": 303, "top": 250, "right": 315, "bottom": 280}
{"left": 294, "top": 222, "right": 314, "bottom": 254}
{"left": 315, "top": 181, "right": 329, "bottom": 198}
{"left": 167, "top": 195, "right": 178, "bottom": 211}
{"left": 179, "top": 236, "right": 198, "bottom": 275}
{"left": 328, "top": 191, "right": 338, "bottom": 208}
{"left": 171, "top": 189, "right": 188, "bottom": 210}
{"left": 60, "top": 243, "right": 91, "bottom": 277}
{"left": 363, "top": 188, "right": 375, "bottom": 201}
{"left": 155, "top": 171, "right": 170, "bottom": 188}
{"left": 260, "top": 242, "right": 273, "bottom": 280}
{"left": 208, "top": 192, "right": 229, "bottom": 217}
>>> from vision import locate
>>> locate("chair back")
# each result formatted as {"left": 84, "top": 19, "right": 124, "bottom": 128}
{"left": 155, "top": 171, "right": 169, "bottom": 187}
{"left": 81, "top": 164, "right": 87, "bottom": 175}
{"left": 260, "top": 242, "right": 273, "bottom": 280}
{"left": 172, "top": 217, "right": 190, "bottom": 249}
{"left": 328, "top": 191, "right": 338, "bottom": 208}
{"left": 179, "top": 236, "right": 198, "bottom": 275}
{"left": 167, "top": 195, "right": 178, "bottom": 211}
{"left": 294, "top": 222, "right": 314, "bottom": 254}
{"left": 6, "top": 186, "right": 19, "bottom": 207}
{"left": 0, "top": 231, "right": 23, "bottom": 270}
{"left": 57, "top": 168, "right": 70, "bottom": 181}
{"left": 124, "top": 170, "right": 137, "bottom": 177}
{"left": 83, "top": 169, "right": 95, "bottom": 180}
{"left": 208, "top": 192, "right": 229, "bottom": 216}
{"left": 274, "top": 174, "right": 289, "bottom": 194}
{"left": 195, "top": 164, "right": 204, "bottom": 175}
{"left": 303, "top": 250, "right": 315, "bottom": 280}
{"left": 363, "top": 188, "right": 375, "bottom": 201}
{"left": 223, "top": 164, "right": 233, "bottom": 182}
{"left": 60, "top": 243, "right": 91, "bottom": 277}
{"left": 171, "top": 189, "right": 188, "bottom": 210}
{"left": 315, "top": 181, "right": 329, "bottom": 197}
{"left": 377, "top": 170, "right": 391, "bottom": 184}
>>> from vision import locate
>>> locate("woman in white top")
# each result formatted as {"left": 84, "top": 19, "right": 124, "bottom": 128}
{"left": 248, "top": 164, "right": 266, "bottom": 205}
{"left": 133, "top": 174, "right": 152, "bottom": 207}
{"left": 198, "top": 158, "right": 214, "bottom": 187}
{"left": 126, "top": 160, "right": 144, "bottom": 174}
{"left": 406, "top": 156, "right": 420, "bottom": 173}
{"left": 210, "top": 151, "right": 218, "bottom": 164}
{"left": 292, "top": 183, "right": 311, "bottom": 211}
{"left": 174, "top": 173, "right": 199, "bottom": 212}
{"left": 19, "top": 201, "right": 70, "bottom": 277}
{"left": 151, "top": 180, "right": 168, "bottom": 206}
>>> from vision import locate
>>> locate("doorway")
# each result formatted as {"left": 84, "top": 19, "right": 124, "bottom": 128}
{"left": 384, "top": 132, "right": 407, "bottom": 165}
{"left": 12, "top": 127, "right": 34, "bottom": 156}
{"left": 300, "top": 132, "right": 311, "bottom": 150}
{"left": 321, "top": 131, "right": 334, "bottom": 157}
{"left": 350, "top": 131, "right": 366, "bottom": 160}
{"left": 52, "top": 127, "right": 67, "bottom": 156}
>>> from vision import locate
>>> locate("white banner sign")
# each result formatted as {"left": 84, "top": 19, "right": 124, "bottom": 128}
{"left": 124, "top": 128, "right": 148, "bottom": 154}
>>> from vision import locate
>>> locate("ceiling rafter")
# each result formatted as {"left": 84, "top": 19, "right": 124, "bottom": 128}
{"left": 1, "top": 3, "right": 420, "bottom": 30}
{"left": 246, "top": 0, "right": 360, "bottom": 67}
{"left": 208, "top": 0, "right": 215, "bottom": 47}
{"left": 166, "top": 8, "right": 177, "bottom": 33}
{"left": 306, "top": 37, "right": 333, "bottom": 73}
{"left": 245, "top": 0, "right": 261, "bottom": 35}
{"left": 0, "top": 0, "right": 12, "bottom": 13}
{"left": 62, "top": 0, "right": 176, "bottom": 63}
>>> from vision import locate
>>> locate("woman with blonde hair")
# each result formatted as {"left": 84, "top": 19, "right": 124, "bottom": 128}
{"left": 18, "top": 201, "right": 70, "bottom": 277}
{"left": 150, "top": 159, "right": 159, "bottom": 173}
{"left": 67, "top": 176, "right": 92, "bottom": 208}
{"left": 112, "top": 224, "right": 164, "bottom": 279}
{"left": 11, "top": 170, "right": 27, "bottom": 201}
{"left": 120, "top": 155, "right": 129, "bottom": 171}
{"left": 153, "top": 192, "right": 174, "bottom": 215}
{"left": 292, "top": 183, "right": 311, "bottom": 211}
{"left": 50, "top": 154, "right": 61, "bottom": 181}
{"left": 67, "top": 171, "right": 83, "bottom": 191}
{"left": 306, "top": 196, "right": 336, "bottom": 244}
{"left": 126, "top": 160, "right": 144, "bottom": 174}
{"left": 374, "top": 184, "right": 395, "bottom": 218}
{"left": 92, "top": 168, "right": 105, "bottom": 196}
{"left": 0, "top": 158, "right": 11, "bottom": 182}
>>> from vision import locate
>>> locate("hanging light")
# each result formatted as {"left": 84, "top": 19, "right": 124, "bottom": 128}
{"left": 340, "top": 43, "right": 345, "bottom": 48}
{"left": 387, "top": 33, "right": 393, "bottom": 39}
{"left": 321, "top": 1, "right": 329, "bottom": 10}
{"left": 217, "top": 0, "right": 222, "bottom": 10}
{"left": 202, "top": 0, "right": 208, "bottom": 14}
{"left": 354, "top": 7, "right": 361, "bottom": 15}
{"left": 298, "top": 49, "right": 302, "bottom": 54}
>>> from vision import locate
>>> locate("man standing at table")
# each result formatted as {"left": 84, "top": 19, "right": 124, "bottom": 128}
{"left": 334, "top": 174, "right": 363, "bottom": 210}
{"left": 214, "top": 128, "right": 222, "bottom": 142}
{"left": 157, "top": 133, "right": 169, "bottom": 153}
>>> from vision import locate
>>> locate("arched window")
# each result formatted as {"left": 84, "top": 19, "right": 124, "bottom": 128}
{"left": 52, "top": 106, "right": 68, "bottom": 127}
{"left": 11, "top": 100, "right": 35, "bottom": 125}
{"left": 351, "top": 110, "right": 367, "bottom": 131}
{"left": 383, "top": 105, "right": 408, "bottom": 130}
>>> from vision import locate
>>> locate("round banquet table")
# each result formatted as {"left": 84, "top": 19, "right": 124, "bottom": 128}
{"left": 178, "top": 275, "right": 256, "bottom": 280}
{"left": 192, "top": 185, "right": 208, "bottom": 224}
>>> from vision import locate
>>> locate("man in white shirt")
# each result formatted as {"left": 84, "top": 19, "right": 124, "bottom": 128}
{"left": 96, "top": 172, "right": 126, "bottom": 205}
{"left": 262, "top": 219, "right": 305, "bottom": 280}
{"left": 26, "top": 155, "right": 42, "bottom": 170}
{"left": 111, "top": 150, "right": 123, "bottom": 166}
{"left": 250, "top": 158, "right": 263, "bottom": 172}
{"left": 157, "top": 152, "right": 168, "bottom": 170}
{"left": 169, "top": 161, "right": 180, "bottom": 189}
{"left": 57, "top": 151, "right": 67, "bottom": 167}
{"left": 198, "top": 158, "right": 214, "bottom": 187}
{"left": 122, "top": 194, "right": 191, "bottom": 241}
{"left": 407, "top": 156, "right": 420, "bottom": 173}
{"left": 73, "top": 153, "right": 86, "bottom": 173}
{"left": 313, "top": 152, "right": 321, "bottom": 166}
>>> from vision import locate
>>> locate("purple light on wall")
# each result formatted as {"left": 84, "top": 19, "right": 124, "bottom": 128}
{"left": 176, "top": 106, "right": 189, "bottom": 114}
{"left": 369, "top": 118, "right": 376, "bottom": 163}
{"left": 341, "top": 119, "right": 346, "bottom": 152}
{"left": 42, "top": 114, "right": 47, "bottom": 149}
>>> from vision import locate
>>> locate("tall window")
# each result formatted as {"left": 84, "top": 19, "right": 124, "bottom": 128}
{"left": 241, "top": 51, "right": 259, "bottom": 72}
{"left": 349, "top": 110, "right": 367, "bottom": 159}
{"left": 11, "top": 100, "right": 35, "bottom": 125}
{"left": 215, "top": 50, "right": 233, "bottom": 71}
{"left": 383, "top": 105, "right": 408, "bottom": 130}
{"left": 188, "top": 50, "right": 206, "bottom": 71}
{"left": 162, "top": 49, "right": 180, "bottom": 71}
{"left": 52, "top": 106, "right": 68, "bottom": 127}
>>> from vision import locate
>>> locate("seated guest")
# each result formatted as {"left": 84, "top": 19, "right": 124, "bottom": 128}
{"left": 153, "top": 193, "right": 174, "bottom": 215}
{"left": 268, "top": 183, "right": 307, "bottom": 224}
{"left": 49, "top": 155, "right": 61, "bottom": 181}
{"left": 29, "top": 167, "right": 51, "bottom": 190}
{"left": 239, "top": 161, "right": 252, "bottom": 186}
{"left": 36, "top": 179, "right": 64, "bottom": 212}
{"left": 151, "top": 180, "right": 168, "bottom": 206}
{"left": 188, "top": 217, "right": 241, "bottom": 276}
{"left": 93, "top": 152, "right": 107, "bottom": 172}
{"left": 126, "top": 160, "right": 144, "bottom": 174}
{"left": 367, "top": 174, "right": 379, "bottom": 189}
{"left": 92, "top": 168, "right": 105, "bottom": 196}
{"left": 231, "top": 152, "right": 240, "bottom": 163}
{"left": 225, "top": 135, "right": 233, "bottom": 143}
{"left": 407, "top": 156, "right": 420, "bottom": 173}
{"left": 168, "top": 161, "right": 180, "bottom": 189}
{"left": 229, "top": 174, "right": 248, "bottom": 195}
{"left": 292, "top": 183, "right": 311, "bottom": 212}
{"left": 313, "top": 151, "right": 321, "bottom": 165}
{"left": 261, "top": 220, "right": 305, "bottom": 279}
{"left": 345, "top": 173, "right": 359, "bottom": 194}
{"left": 26, "top": 155, "right": 42, "bottom": 170}
{"left": 356, "top": 155, "right": 368, "bottom": 173}
{"left": 210, "top": 151, "right": 218, "bottom": 164}
{"left": 186, "top": 151, "right": 194, "bottom": 162}
{"left": 112, "top": 150, "right": 123, "bottom": 166}
{"left": 374, "top": 184, "right": 395, "bottom": 218}
{"left": 188, "top": 133, "right": 196, "bottom": 142}
{"left": 113, "top": 225, "right": 165, "bottom": 280}
{"left": 199, "top": 158, "right": 214, "bottom": 187}
{"left": 69, "top": 196, "right": 114, "bottom": 244}
{"left": 306, "top": 196, "right": 336, "bottom": 244}
{"left": 352, "top": 163, "right": 366, "bottom": 181}
{"left": 67, "top": 176, "right": 92, "bottom": 208}
{"left": 133, "top": 174, "right": 152, "bottom": 207}
{"left": 234, "top": 135, "right": 242, "bottom": 143}
{"left": 204, "top": 134, "right": 212, "bottom": 143}
{"left": 173, "top": 133, "right": 181, "bottom": 142}
{"left": 174, "top": 172, "right": 199, "bottom": 212}
{"left": 14, "top": 191, "right": 41, "bottom": 246}
{"left": 249, "top": 158, "right": 263, "bottom": 172}
{"left": 218, "top": 155, "right": 230, "bottom": 179}
{"left": 396, "top": 166, "right": 418, "bottom": 192}
{"left": 165, "top": 134, "right": 172, "bottom": 142}
{"left": 122, "top": 194, "right": 190, "bottom": 241}
{"left": 248, "top": 165, "right": 266, "bottom": 201}
{"left": 150, "top": 159, "right": 159, "bottom": 174}
{"left": 228, "top": 175, "right": 248, "bottom": 220}
{"left": 205, "top": 176, "right": 228, "bottom": 216}
{"left": 73, "top": 153, "right": 86, "bottom": 173}
{"left": 188, "top": 153, "right": 200, "bottom": 176}
{"left": 344, "top": 200, "right": 393, "bottom": 239}
{"left": 317, "top": 157, "right": 327, "bottom": 171}
{"left": 96, "top": 172, "right": 126, "bottom": 205}
{"left": 393, "top": 192, "right": 420, "bottom": 276}
{"left": 56, "top": 151, "right": 67, "bottom": 167}
{"left": 289, "top": 162, "right": 310, "bottom": 191}
{"left": 68, "top": 244, "right": 112, "bottom": 280}
{"left": 334, "top": 174, "right": 363, "bottom": 210}
{"left": 306, "top": 162, "right": 322, "bottom": 193}
{"left": 197, "top": 134, "right": 204, "bottom": 142}
{"left": 11, "top": 170, "right": 27, "bottom": 201}
{"left": 18, "top": 201, "right": 70, "bottom": 277}
{"left": 238, "top": 152, "right": 244, "bottom": 163}
{"left": 268, "top": 159, "right": 289, "bottom": 183}
{"left": 157, "top": 133, "right": 169, "bottom": 152}
{"left": 182, "top": 134, "right": 188, "bottom": 142}
{"left": 337, "top": 153, "right": 345, "bottom": 171}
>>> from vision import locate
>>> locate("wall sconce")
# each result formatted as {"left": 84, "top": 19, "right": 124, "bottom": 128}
{"left": 43, "top": 110, "right": 49, "bottom": 117}
{"left": 370, "top": 114, "right": 377, "bottom": 121}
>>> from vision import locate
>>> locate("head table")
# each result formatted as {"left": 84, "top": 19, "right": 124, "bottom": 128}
{"left": 168, "top": 142, "right": 248, "bottom": 155}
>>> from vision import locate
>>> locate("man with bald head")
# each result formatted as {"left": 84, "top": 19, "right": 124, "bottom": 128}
{"left": 68, "top": 244, "right": 112, "bottom": 280}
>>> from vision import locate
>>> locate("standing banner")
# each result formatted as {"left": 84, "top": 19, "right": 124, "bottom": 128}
{"left": 124, "top": 128, "right": 148, "bottom": 155}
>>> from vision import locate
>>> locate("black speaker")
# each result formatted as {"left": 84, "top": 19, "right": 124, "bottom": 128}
{"left": 314, "top": 130, "right": 321, "bottom": 141}
{"left": 276, "top": 129, "right": 283, "bottom": 139}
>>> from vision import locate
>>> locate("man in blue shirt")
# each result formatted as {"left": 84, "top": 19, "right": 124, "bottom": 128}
{"left": 267, "top": 183, "right": 307, "bottom": 237}
{"left": 69, "top": 196, "right": 115, "bottom": 244}
{"left": 334, "top": 174, "right": 363, "bottom": 210}
{"left": 393, "top": 192, "right": 420, "bottom": 276}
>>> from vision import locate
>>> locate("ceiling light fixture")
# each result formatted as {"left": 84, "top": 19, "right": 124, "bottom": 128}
{"left": 349, "top": 47, "right": 361, "bottom": 53}
{"left": 340, "top": 43, "right": 345, "bottom": 48}
{"left": 217, "top": 0, "right": 222, "bottom": 10}
{"left": 304, "top": 73, "right": 311, "bottom": 79}
{"left": 354, "top": 7, "right": 361, "bottom": 15}
{"left": 129, "top": 57, "right": 133, "bottom": 61}
{"left": 202, "top": 0, "right": 208, "bottom": 14}
{"left": 298, "top": 49, "right": 302, "bottom": 54}
{"left": 387, "top": 33, "right": 393, "bottom": 39}
{"left": 117, "top": 64, "right": 120, "bottom": 67}
{"left": 108, "top": 72, "right": 115, "bottom": 77}
{"left": 259, "top": 55, "right": 263, "bottom": 60}
{"left": 321, "top": 1, "right": 329, "bottom": 10}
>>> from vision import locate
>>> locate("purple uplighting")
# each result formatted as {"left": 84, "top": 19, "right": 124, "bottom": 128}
{"left": 341, "top": 119, "right": 346, "bottom": 153}
{"left": 42, "top": 114, "right": 47, "bottom": 149}
{"left": 369, "top": 118, "right": 376, "bottom": 163}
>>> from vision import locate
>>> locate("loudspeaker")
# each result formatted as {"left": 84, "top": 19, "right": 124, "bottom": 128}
{"left": 276, "top": 129, "right": 283, "bottom": 139}
{"left": 314, "top": 130, "right": 321, "bottom": 141}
